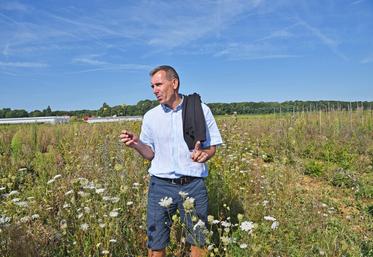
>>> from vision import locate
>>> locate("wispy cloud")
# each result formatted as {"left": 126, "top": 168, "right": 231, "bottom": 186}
{"left": 0, "top": 61, "right": 48, "bottom": 68}
{"left": 296, "top": 17, "right": 348, "bottom": 60}
{"left": 142, "top": 0, "right": 264, "bottom": 48}
{"left": 351, "top": 0, "right": 365, "bottom": 5}
{"left": 214, "top": 42, "right": 300, "bottom": 60}
{"left": 68, "top": 62, "right": 151, "bottom": 74}
{"left": 361, "top": 55, "right": 373, "bottom": 64}
{"left": 0, "top": 2, "right": 28, "bottom": 12}
{"left": 255, "top": 23, "right": 299, "bottom": 43}
{"left": 72, "top": 57, "right": 108, "bottom": 66}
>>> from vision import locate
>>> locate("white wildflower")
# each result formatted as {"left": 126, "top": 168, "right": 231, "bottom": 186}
{"left": 207, "top": 244, "right": 214, "bottom": 251}
{"left": 103, "top": 196, "right": 111, "bottom": 201}
{"left": 95, "top": 188, "right": 105, "bottom": 194}
{"left": 262, "top": 200, "right": 269, "bottom": 206}
{"left": 193, "top": 219, "right": 206, "bottom": 230}
{"left": 83, "top": 182, "right": 96, "bottom": 190}
{"left": 11, "top": 198, "right": 20, "bottom": 202}
{"left": 271, "top": 221, "right": 279, "bottom": 230}
{"left": 126, "top": 201, "right": 133, "bottom": 206}
{"left": 77, "top": 191, "right": 89, "bottom": 197}
{"left": 77, "top": 177, "right": 89, "bottom": 186}
{"left": 0, "top": 215, "right": 11, "bottom": 225}
{"left": 77, "top": 213, "right": 83, "bottom": 219}
{"left": 240, "top": 243, "right": 248, "bottom": 249}
{"left": 8, "top": 190, "right": 19, "bottom": 196}
{"left": 84, "top": 207, "right": 91, "bottom": 213}
{"left": 15, "top": 201, "right": 28, "bottom": 208}
{"left": 109, "top": 239, "right": 117, "bottom": 243}
{"left": 183, "top": 197, "right": 195, "bottom": 212}
{"left": 80, "top": 223, "right": 89, "bottom": 231}
{"left": 18, "top": 168, "right": 27, "bottom": 172}
{"left": 63, "top": 203, "right": 70, "bottom": 208}
{"left": 31, "top": 214, "right": 40, "bottom": 220}
{"left": 178, "top": 191, "right": 189, "bottom": 199}
{"left": 109, "top": 211, "right": 119, "bottom": 217}
{"left": 65, "top": 190, "right": 73, "bottom": 196}
{"left": 221, "top": 221, "right": 231, "bottom": 227}
{"left": 264, "top": 216, "right": 276, "bottom": 221}
{"left": 240, "top": 221, "right": 254, "bottom": 232}
{"left": 20, "top": 216, "right": 31, "bottom": 223}
{"left": 212, "top": 220, "right": 220, "bottom": 224}
{"left": 111, "top": 197, "right": 120, "bottom": 203}
{"left": 99, "top": 223, "right": 106, "bottom": 228}
{"left": 0, "top": 187, "right": 6, "bottom": 192}
{"left": 101, "top": 250, "right": 109, "bottom": 255}
{"left": 159, "top": 197, "right": 173, "bottom": 208}
{"left": 220, "top": 236, "right": 231, "bottom": 245}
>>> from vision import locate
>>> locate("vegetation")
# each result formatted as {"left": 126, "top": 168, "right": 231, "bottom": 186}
{"left": 0, "top": 109, "right": 372, "bottom": 256}
{"left": 1, "top": 100, "right": 372, "bottom": 118}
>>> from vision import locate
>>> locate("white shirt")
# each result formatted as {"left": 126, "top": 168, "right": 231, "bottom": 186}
{"left": 140, "top": 98, "right": 223, "bottom": 178}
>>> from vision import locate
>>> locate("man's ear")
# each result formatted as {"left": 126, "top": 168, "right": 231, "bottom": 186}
{"left": 172, "top": 79, "right": 179, "bottom": 90}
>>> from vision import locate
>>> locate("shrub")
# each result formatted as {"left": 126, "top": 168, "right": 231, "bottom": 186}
{"left": 331, "top": 168, "right": 357, "bottom": 188}
{"left": 304, "top": 160, "right": 325, "bottom": 177}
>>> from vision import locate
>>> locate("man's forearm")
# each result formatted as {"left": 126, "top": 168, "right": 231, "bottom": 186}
{"left": 133, "top": 142, "right": 154, "bottom": 160}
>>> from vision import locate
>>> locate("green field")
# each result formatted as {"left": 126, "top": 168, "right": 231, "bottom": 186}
{"left": 1, "top": 110, "right": 372, "bottom": 256}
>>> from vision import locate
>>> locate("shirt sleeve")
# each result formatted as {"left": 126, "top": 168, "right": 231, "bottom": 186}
{"left": 139, "top": 113, "right": 155, "bottom": 152}
{"left": 201, "top": 104, "right": 223, "bottom": 148}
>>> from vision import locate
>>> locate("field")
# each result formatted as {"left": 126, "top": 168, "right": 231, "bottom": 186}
{"left": 1, "top": 110, "right": 373, "bottom": 257}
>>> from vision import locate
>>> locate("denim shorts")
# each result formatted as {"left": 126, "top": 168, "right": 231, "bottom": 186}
{"left": 147, "top": 176, "right": 208, "bottom": 250}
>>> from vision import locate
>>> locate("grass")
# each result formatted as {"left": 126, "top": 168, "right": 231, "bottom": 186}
{"left": 0, "top": 110, "right": 372, "bottom": 256}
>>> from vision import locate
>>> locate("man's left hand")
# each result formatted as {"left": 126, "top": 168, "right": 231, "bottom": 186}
{"left": 191, "top": 141, "right": 209, "bottom": 163}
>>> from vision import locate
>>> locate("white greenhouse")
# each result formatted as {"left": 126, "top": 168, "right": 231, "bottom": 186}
{"left": 0, "top": 116, "right": 70, "bottom": 125}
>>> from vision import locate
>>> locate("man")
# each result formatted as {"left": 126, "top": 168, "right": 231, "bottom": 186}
{"left": 120, "top": 65, "right": 222, "bottom": 257}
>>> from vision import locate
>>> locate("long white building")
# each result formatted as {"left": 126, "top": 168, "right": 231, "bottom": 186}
{"left": 0, "top": 116, "right": 70, "bottom": 125}
{"left": 86, "top": 116, "right": 142, "bottom": 123}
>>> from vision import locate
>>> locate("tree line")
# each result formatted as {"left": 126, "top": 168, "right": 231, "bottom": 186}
{"left": 1, "top": 100, "right": 372, "bottom": 119}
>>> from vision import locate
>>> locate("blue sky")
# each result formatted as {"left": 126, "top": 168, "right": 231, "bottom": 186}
{"left": 0, "top": 0, "right": 372, "bottom": 111}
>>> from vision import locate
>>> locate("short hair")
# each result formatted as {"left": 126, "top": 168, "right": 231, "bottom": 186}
{"left": 150, "top": 65, "right": 180, "bottom": 87}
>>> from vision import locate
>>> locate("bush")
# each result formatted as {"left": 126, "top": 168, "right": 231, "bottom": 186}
{"left": 304, "top": 160, "right": 325, "bottom": 177}
{"left": 331, "top": 168, "right": 357, "bottom": 188}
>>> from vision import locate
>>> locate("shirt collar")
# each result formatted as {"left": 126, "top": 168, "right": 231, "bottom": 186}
{"left": 161, "top": 94, "right": 184, "bottom": 112}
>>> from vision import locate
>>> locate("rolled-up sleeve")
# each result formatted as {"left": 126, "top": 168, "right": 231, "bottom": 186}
{"left": 139, "top": 114, "right": 155, "bottom": 152}
{"left": 201, "top": 104, "right": 223, "bottom": 148}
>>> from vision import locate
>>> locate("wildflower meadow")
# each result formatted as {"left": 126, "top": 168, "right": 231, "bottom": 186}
{"left": 1, "top": 109, "right": 372, "bottom": 256}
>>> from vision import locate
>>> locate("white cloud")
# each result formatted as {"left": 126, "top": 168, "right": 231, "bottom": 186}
{"left": 68, "top": 63, "right": 151, "bottom": 74}
{"left": 361, "top": 55, "right": 373, "bottom": 64}
{"left": 0, "top": 61, "right": 48, "bottom": 68}
{"left": 143, "top": 0, "right": 264, "bottom": 48}
{"left": 73, "top": 57, "right": 108, "bottom": 66}
{"left": 214, "top": 42, "right": 300, "bottom": 60}
{"left": 0, "top": 2, "right": 28, "bottom": 12}
{"left": 351, "top": 0, "right": 365, "bottom": 5}
{"left": 296, "top": 17, "right": 348, "bottom": 60}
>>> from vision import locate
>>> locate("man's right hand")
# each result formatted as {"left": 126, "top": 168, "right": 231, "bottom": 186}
{"left": 119, "top": 130, "right": 139, "bottom": 148}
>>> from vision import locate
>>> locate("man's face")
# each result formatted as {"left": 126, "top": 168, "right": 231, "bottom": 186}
{"left": 151, "top": 70, "right": 178, "bottom": 106}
